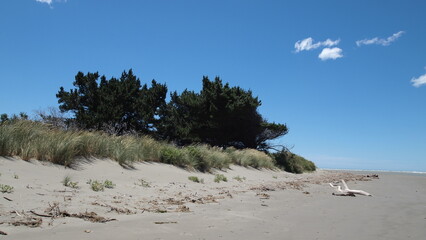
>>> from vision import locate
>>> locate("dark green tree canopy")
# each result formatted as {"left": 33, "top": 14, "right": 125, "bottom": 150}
{"left": 158, "top": 76, "right": 288, "bottom": 150}
{"left": 57, "top": 69, "right": 167, "bottom": 135}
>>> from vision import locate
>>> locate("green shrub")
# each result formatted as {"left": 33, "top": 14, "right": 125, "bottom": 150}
{"left": 103, "top": 179, "right": 115, "bottom": 189}
{"left": 87, "top": 179, "right": 104, "bottom": 192}
{"left": 0, "top": 184, "right": 14, "bottom": 193}
{"left": 188, "top": 176, "right": 204, "bottom": 183}
{"left": 233, "top": 176, "right": 246, "bottom": 182}
{"left": 272, "top": 150, "right": 316, "bottom": 174}
{"left": 214, "top": 174, "right": 227, "bottom": 183}
{"left": 62, "top": 175, "right": 79, "bottom": 189}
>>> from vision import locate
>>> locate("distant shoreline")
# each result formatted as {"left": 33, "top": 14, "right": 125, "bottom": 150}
{"left": 322, "top": 168, "right": 426, "bottom": 176}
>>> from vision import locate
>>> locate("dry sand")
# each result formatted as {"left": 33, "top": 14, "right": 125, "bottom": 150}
{"left": 0, "top": 157, "right": 425, "bottom": 239}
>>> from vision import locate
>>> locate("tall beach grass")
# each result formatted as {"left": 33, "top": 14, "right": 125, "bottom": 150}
{"left": 0, "top": 120, "right": 301, "bottom": 172}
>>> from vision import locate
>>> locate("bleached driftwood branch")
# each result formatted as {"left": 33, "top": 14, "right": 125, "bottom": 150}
{"left": 329, "top": 180, "right": 372, "bottom": 196}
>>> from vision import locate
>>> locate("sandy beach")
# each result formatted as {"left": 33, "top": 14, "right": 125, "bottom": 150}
{"left": 1, "top": 157, "right": 425, "bottom": 240}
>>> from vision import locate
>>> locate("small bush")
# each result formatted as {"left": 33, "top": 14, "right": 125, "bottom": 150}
{"left": 214, "top": 174, "right": 227, "bottom": 183}
{"left": 103, "top": 180, "right": 115, "bottom": 189}
{"left": 0, "top": 184, "right": 14, "bottom": 193}
{"left": 188, "top": 176, "right": 204, "bottom": 183}
{"left": 233, "top": 176, "right": 246, "bottom": 182}
{"left": 87, "top": 179, "right": 105, "bottom": 192}
{"left": 272, "top": 150, "right": 316, "bottom": 174}
{"left": 62, "top": 175, "right": 79, "bottom": 189}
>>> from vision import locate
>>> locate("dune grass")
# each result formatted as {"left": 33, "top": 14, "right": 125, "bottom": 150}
{"left": 0, "top": 120, "right": 315, "bottom": 173}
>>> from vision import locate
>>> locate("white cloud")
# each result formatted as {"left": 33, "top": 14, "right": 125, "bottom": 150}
{"left": 318, "top": 47, "right": 343, "bottom": 61}
{"left": 356, "top": 31, "right": 405, "bottom": 47}
{"left": 36, "top": 0, "right": 52, "bottom": 4}
{"left": 294, "top": 37, "right": 340, "bottom": 52}
{"left": 411, "top": 73, "right": 426, "bottom": 87}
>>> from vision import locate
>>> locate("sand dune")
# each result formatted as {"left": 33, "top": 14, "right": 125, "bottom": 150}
{"left": 1, "top": 157, "right": 425, "bottom": 239}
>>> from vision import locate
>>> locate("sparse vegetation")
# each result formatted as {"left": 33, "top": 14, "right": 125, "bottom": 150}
{"left": 87, "top": 179, "right": 105, "bottom": 192}
{"left": 188, "top": 176, "right": 204, "bottom": 183}
{"left": 62, "top": 175, "right": 79, "bottom": 189}
{"left": 135, "top": 179, "right": 151, "bottom": 187}
{"left": 103, "top": 180, "right": 115, "bottom": 189}
{"left": 233, "top": 176, "right": 246, "bottom": 182}
{"left": 86, "top": 179, "right": 115, "bottom": 191}
{"left": 214, "top": 174, "right": 227, "bottom": 183}
{"left": 0, "top": 184, "right": 14, "bottom": 193}
{"left": 13, "top": 173, "right": 19, "bottom": 179}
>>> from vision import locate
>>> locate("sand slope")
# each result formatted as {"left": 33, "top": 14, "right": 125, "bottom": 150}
{"left": 1, "top": 157, "right": 425, "bottom": 239}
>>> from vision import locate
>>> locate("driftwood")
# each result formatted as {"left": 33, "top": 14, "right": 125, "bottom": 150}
{"left": 330, "top": 180, "right": 372, "bottom": 196}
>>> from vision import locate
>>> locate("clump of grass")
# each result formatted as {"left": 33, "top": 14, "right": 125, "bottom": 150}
{"left": 214, "top": 174, "right": 227, "bottom": 183}
{"left": 135, "top": 179, "right": 151, "bottom": 187}
{"left": 0, "top": 184, "right": 14, "bottom": 193}
{"left": 87, "top": 179, "right": 105, "bottom": 192}
{"left": 188, "top": 176, "right": 204, "bottom": 183}
{"left": 62, "top": 175, "right": 79, "bottom": 189}
{"left": 233, "top": 176, "right": 246, "bottom": 182}
{"left": 226, "top": 147, "right": 275, "bottom": 169}
{"left": 86, "top": 179, "right": 115, "bottom": 191}
{"left": 272, "top": 176, "right": 278, "bottom": 179}
{"left": 160, "top": 146, "right": 189, "bottom": 168}
{"left": 103, "top": 179, "right": 115, "bottom": 189}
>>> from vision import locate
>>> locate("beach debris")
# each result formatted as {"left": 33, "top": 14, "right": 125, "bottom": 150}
{"left": 250, "top": 185, "right": 276, "bottom": 192}
{"left": 3, "top": 197, "right": 13, "bottom": 201}
{"left": 84, "top": 229, "right": 92, "bottom": 233}
{"left": 365, "top": 174, "right": 379, "bottom": 179}
{"left": 10, "top": 217, "right": 42, "bottom": 227}
{"left": 68, "top": 211, "right": 117, "bottom": 223}
{"left": 30, "top": 210, "right": 55, "bottom": 218}
{"left": 0, "top": 230, "right": 8, "bottom": 235}
{"left": 176, "top": 205, "right": 190, "bottom": 212}
{"left": 256, "top": 193, "right": 270, "bottom": 199}
{"left": 92, "top": 201, "right": 136, "bottom": 215}
{"left": 329, "top": 180, "right": 372, "bottom": 196}
{"left": 154, "top": 221, "right": 177, "bottom": 224}
{"left": 286, "top": 181, "right": 305, "bottom": 190}
{"left": 28, "top": 203, "right": 116, "bottom": 223}
{"left": 12, "top": 210, "right": 23, "bottom": 217}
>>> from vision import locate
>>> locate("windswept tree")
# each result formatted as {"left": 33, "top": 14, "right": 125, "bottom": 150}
{"left": 158, "top": 76, "right": 288, "bottom": 150}
{"left": 56, "top": 69, "right": 167, "bottom": 135}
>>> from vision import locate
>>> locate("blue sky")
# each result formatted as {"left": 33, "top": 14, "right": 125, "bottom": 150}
{"left": 1, "top": 0, "right": 425, "bottom": 171}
